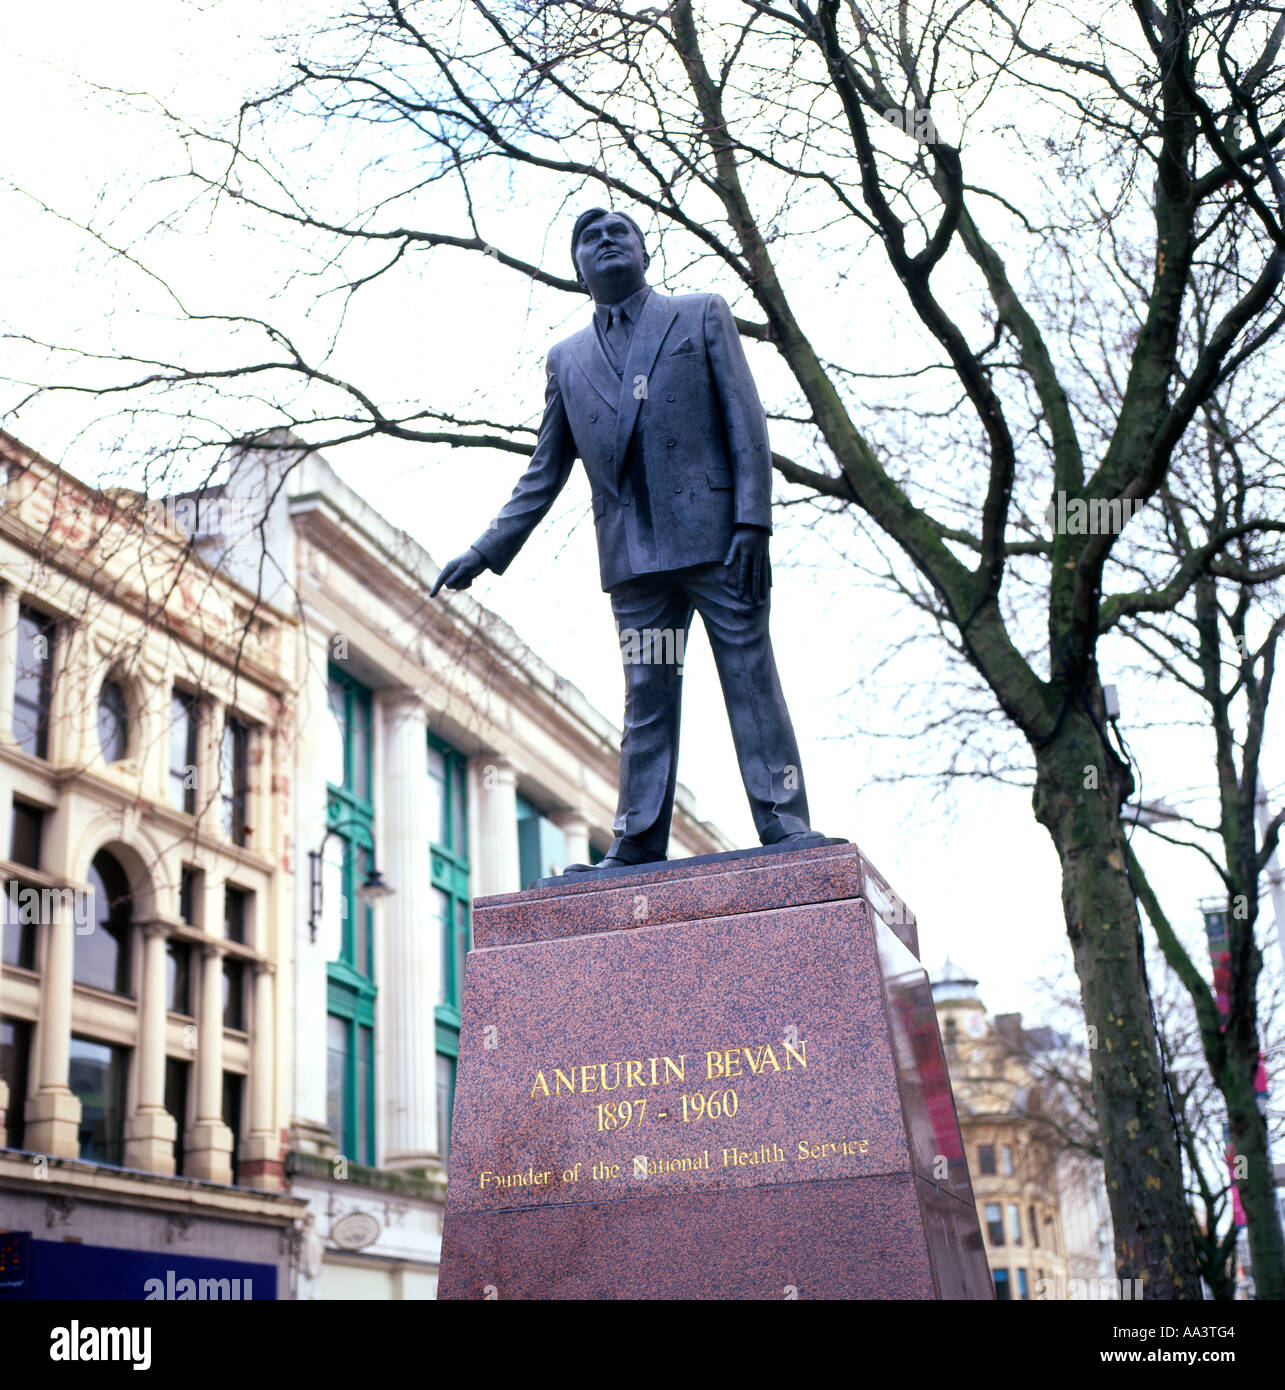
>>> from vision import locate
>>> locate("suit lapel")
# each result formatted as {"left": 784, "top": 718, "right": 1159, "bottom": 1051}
{"left": 613, "top": 291, "right": 678, "bottom": 479}
{"left": 572, "top": 323, "right": 622, "bottom": 410}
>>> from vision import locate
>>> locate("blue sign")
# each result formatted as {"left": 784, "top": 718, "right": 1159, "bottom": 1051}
{"left": 0, "top": 1236, "right": 277, "bottom": 1300}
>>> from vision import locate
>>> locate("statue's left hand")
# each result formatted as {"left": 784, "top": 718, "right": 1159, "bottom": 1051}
{"left": 723, "top": 524, "right": 771, "bottom": 603}
{"left": 430, "top": 546, "right": 489, "bottom": 597}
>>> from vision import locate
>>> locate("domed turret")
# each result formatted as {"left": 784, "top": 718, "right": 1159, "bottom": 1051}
{"left": 932, "top": 958, "right": 989, "bottom": 1045}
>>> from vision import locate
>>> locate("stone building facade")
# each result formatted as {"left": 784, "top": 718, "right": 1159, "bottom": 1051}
{"left": 932, "top": 960, "right": 1115, "bottom": 1300}
{"left": 0, "top": 430, "right": 305, "bottom": 1297}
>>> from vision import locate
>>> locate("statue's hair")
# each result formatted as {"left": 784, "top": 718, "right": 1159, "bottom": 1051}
{"left": 570, "top": 208, "right": 648, "bottom": 271}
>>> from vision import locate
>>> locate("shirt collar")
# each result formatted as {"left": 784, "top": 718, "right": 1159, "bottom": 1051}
{"left": 594, "top": 284, "right": 651, "bottom": 330}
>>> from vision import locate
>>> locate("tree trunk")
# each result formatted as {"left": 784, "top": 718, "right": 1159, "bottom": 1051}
{"left": 1034, "top": 712, "right": 1202, "bottom": 1298}
{"left": 1224, "top": 1050, "right": 1285, "bottom": 1298}
{"left": 1193, "top": 1220, "right": 1237, "bottom": 1299}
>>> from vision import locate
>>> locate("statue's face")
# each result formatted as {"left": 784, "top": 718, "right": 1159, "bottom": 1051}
{"left": 574, "top": 213, "right": 648, "bottom": 301}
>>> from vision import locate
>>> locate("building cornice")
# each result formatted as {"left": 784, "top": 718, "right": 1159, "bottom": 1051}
{"left": 0, "top": 434, "right": 294, "bottom": 694}
{"left": 0, "top": 1151, "right": 308, "bottom": 1225}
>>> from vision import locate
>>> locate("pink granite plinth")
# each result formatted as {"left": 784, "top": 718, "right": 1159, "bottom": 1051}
{"left": 438, "top": 842, "right": 991, "bottom": 1300}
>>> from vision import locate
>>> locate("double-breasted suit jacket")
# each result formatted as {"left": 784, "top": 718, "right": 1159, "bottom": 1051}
{"left": 473, "top": 289, "right": 773, "bottom": 591}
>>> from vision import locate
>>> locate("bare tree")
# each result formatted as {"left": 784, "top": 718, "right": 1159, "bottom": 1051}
{"left": 869, "top": 328, "right": 1285, "bottom": 1289}
{"left": 7, "top": 0, "right": 1285, "bottom": 1295}
{"left": 1095, "top": 360, "right": 1285, "bottom": 1294}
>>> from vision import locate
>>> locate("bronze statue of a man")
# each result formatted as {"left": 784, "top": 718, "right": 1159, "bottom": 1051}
{"left": 432, "top": 208, "right": 825, "bottom": 870}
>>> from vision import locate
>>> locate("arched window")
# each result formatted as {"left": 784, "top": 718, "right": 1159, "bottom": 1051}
{"left": 76, "top": 850, "right": 132, "bottom": 996}
{"left": 97, "top": 680, "right": 129, "bottom": 763}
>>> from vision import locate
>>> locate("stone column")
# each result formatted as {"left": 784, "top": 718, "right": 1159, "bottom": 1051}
{"left": 554, "top": 810, "right": 592, "bottom": 870}
{"left": 45, "top": 616, "right": 81, "bottom": 767}
{"left": 186, "top": 943, "right": 233, "bottom": 1183}
{"left": 253, "top": 717, "right": 280, "bottom": 876}
{"left": 24, "top": 903, "right": 81, "bottom": 1157}
{"left": 0, "top": 582, "right": 19, "bottom": 744}
{"left": 380, "top": 690, "right": 437, "bottom": 1167}
{"left": 243, "top": 722, "right": 266, "bottom": 855}
{"left": 240, "top": 963, "right": 282, "bottom": 1190}
{"left": 140, "top": 671, "right": 170, "bottom": 802}
{"left": 473, "top": 755, "right": 520, "bottom": 897}
{"left": 124, "top": 921, "right": 177, "bottom": 1173}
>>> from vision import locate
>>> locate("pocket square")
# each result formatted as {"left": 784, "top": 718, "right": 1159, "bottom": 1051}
{"left": 667, "top": 336, "right": 694, "bottom": 355}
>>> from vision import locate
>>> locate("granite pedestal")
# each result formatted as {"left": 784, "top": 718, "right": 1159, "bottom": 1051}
{"left": 437, "top": 840, "right": 992, "bottom": 1300}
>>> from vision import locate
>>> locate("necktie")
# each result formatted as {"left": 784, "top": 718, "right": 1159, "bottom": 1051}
{"left": 606, "top": 305, "right": 629, "bottom": 370}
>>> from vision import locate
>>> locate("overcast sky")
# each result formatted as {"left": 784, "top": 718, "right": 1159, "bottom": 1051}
{"left": 5, "top": 0, "right": 1282, "bottom": 1028}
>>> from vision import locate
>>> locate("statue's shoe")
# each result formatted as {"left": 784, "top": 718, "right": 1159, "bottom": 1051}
{"left": 563, "top": 852, "right": 667, "bottom": 874}
{"left": 767, "top": 830, "right": 834, "bottom": 849}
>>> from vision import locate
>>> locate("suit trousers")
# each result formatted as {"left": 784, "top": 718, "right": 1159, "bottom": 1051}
{"left": 607, "top": 560, "right": 811, "bottom": 859}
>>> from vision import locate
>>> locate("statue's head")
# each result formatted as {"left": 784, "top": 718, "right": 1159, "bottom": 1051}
{"left": 571, "top": 207, "right": 650, "bottom": 303}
